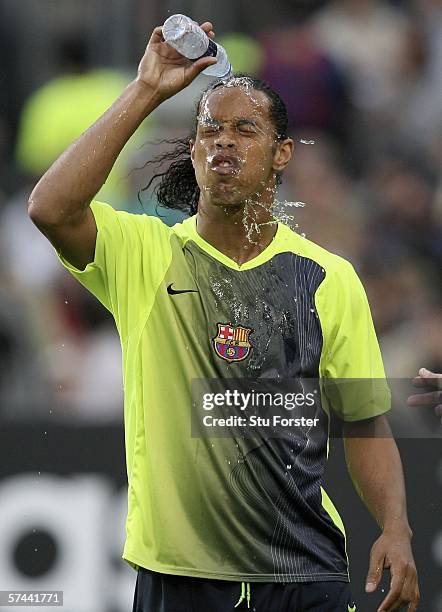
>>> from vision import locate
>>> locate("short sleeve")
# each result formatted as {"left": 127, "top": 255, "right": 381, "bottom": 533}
{"left": 317, "top": 260, "right": 391, "bottom": 421}
{"left": 56, "top": 201, "right": 172, "bottom": 335}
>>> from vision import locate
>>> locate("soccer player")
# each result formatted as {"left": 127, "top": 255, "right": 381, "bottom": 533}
{"left": 28, "top": 22, "right": 419, "bottom": 612}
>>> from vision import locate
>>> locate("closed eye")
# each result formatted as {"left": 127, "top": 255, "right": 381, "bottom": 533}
{"left": 199, "top": 119, "right": 222, "bottom": 135}
{"left": 236, "top": 120, "right": 258, "bottom": 134}
{"left": 202, "top": 126, "right": 221, "bottom": 135}
{"left": 238, "top": 126, "right": 256, "bottom": 134}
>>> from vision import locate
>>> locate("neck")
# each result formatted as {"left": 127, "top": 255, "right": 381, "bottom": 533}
{"left": 196, "top": 196, "right": 278, "bottom": 266}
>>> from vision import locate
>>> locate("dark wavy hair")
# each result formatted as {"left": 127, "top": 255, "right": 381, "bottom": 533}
{"left": 138, "top": 74, "right": 289, "bottom": 216}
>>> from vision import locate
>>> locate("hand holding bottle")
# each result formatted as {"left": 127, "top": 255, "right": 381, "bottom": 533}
{"left": 136, "top": 21, "right": 218, "bottom": 103}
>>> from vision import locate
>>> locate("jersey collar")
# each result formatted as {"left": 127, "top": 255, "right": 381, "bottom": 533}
{"left": 181, "top": 214, "right": 286, "bottom": 271}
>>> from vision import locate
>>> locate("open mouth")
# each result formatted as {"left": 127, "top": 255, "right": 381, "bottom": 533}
{"left": 210, "top": 154, "right": 241, "bottom": 175}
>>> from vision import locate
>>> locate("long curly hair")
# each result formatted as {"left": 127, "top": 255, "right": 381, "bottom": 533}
{"left": 139, "top": 74, "right": 289, "bottom": 216}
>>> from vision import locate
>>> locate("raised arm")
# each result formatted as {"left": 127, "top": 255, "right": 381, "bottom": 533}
{"left": 28, "top": 22, "right": 217, "bottom": 270}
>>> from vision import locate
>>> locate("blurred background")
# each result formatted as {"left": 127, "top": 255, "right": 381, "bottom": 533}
{"left": 0, "top": 0, "right": 440, "bottom": 610}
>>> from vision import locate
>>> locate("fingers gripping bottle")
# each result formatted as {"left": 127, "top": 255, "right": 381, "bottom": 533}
{"left": 162, "top": 14, "right": 232, "bottom": 78}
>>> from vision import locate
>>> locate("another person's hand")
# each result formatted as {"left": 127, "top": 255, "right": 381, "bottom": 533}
{"left": 365, "top": 527, "right": 419, "bottom": 611}
{"left": 136, "top": 22, "right": 217, "bottom": 102}
{"left": 407, "top": 368, "right": 442, "bottom": 418}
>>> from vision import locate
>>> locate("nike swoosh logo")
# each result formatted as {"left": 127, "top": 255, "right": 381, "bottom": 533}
{"left": 348, "top": 605, "right": 356, "bottom": 612}
{"left": 167, "top": 283, "right": 198, "bottom": 295}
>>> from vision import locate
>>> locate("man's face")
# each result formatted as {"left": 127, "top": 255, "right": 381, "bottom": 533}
{"left": 190, "top": 85, "right": 288, "bottom": 208}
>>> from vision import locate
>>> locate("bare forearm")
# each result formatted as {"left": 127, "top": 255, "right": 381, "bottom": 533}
{"left": 345, "top": 419, "right": 420, "bottom": 610}
{"left": 344, "top": 418, "right": 411, "bottom": 536}
{"left": 28, "top": 79, "right": 160, "bottom": 226}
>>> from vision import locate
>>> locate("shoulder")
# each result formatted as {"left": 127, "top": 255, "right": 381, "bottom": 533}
{"left": 277, "top": 222, "right": 356, "bottom": 281}
{"left": 90, "top": 200, "right": 172, "bottom": 237}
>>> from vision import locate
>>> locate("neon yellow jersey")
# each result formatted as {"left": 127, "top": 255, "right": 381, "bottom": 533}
{"left": 57, "top": 201, "right": 390, "bottom": 582}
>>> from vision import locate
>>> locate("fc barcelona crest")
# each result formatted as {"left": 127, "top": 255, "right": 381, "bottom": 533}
{"left": 213, "top": 323, "right": 253, "bottom": 363}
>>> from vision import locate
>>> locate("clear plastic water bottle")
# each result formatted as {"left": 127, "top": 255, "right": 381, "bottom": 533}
{"left": 162, "top": 14, "right": 232, "bottom": 79}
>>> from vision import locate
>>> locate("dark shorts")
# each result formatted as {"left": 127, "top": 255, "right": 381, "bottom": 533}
{"left": 132, "top": 567, "right": 357, "bottom": 612}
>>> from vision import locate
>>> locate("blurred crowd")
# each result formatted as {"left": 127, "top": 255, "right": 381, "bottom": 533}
{"left": 0, "top": 0, "right": 440, "bottom": 422}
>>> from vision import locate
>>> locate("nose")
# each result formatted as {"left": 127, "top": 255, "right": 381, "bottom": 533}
{"left": 214, "top": 132, "right": 236, "bottom": 149}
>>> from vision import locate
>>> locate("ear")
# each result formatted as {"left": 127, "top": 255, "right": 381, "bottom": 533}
{"left": 272, "top": 138, "right": 294, "bottom": 173}
{"left": 189, "top": 139, "right": 195, "bottom": 166}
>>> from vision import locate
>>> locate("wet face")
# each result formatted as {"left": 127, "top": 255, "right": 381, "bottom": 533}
{"left": 190, "top": 85, "right": 292, "bottom": 209}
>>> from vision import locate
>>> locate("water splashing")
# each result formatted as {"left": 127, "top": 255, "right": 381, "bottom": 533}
{"left": 196, "top": 78, "right": 309, "bottom": 240}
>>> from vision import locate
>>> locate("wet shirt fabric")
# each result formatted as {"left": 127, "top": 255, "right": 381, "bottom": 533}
{"left": 57, "top": 201, "right": 390, "bottom": 583}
